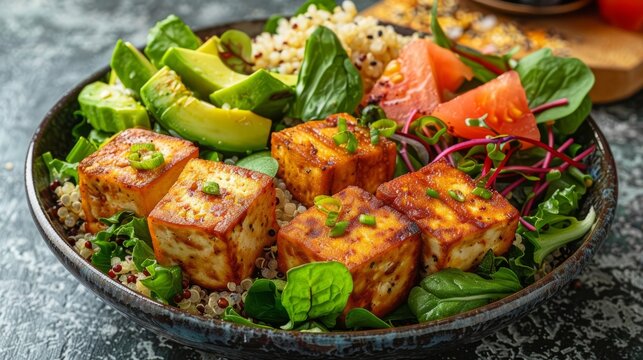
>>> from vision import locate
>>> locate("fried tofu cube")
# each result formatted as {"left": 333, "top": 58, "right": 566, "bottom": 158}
{"left": 278, "top": 186, "right": 421, "bottom": 317}
{"left": 376, "top": 160, "right": 520, "bottom": 275}
{"left": 271, "top": 113, "right": 397, "bottom": 207}
{"left": 147, "top": 159, "right": 277, "bottom": 290}
{"left": 79, "top": 128, "right": 198, "bottom": 233}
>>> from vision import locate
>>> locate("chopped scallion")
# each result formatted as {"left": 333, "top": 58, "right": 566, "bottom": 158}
{"left": 325, "top": 211, "right": 339, "bottom": 227}
{"left": 202, "top": 181, "right": 220, "bottom": 195}
{"left": 425, "top": 188, "right": 439, "bottom": 198}
{"left": 471, "top": 187, "right": 492, "bottom": 200}
{"left": 130, "top": 143, "right": 156, "bottom": 152}
{"left": 448, "top": 189, "right": 465, "bottom": 202}
{"left": 337, "top": 117, "right": 348, "bottom": 133}
{"left": 314, "top": 195, "right": 341, "bottom": 215}
{"left": 329, "top": 220, "right": 350, "bottom": 237}
{"left": 128, "top": 142, "right": 164, "bottom": 170}
{"left": 358, "top": 214, "right": 376, "bottom": 226}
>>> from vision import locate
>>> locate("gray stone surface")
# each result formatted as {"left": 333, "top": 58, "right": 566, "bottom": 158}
{"left": 0, "top": 0, "right": 641, "bottom": 359}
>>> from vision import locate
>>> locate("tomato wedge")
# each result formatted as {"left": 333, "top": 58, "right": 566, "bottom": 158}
{"left": 366, "top": 39, "right": 473, "bottom": 126}
{"left": 427, "top": 42, "right": 473, "bottom": 96}
{"left": 366, "top": 39, "right": 441, "bottom": 126}
{"left": 431, "top": 71, "right": 540, "bottom": 143}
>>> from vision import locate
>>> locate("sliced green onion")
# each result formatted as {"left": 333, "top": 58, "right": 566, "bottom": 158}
{"left": 202, "top": 181, "right": 220, "bottom": 195}
{"left": 337, "top": 117, "right": 348, "bottom": 133}
{"left": 345, "top": 132, "right": 358, "bottom": 153}
{"left": 471, "top": 187, "right": 492, "bottom": 200}
{"left": 333, "top": 131, "right": 349, "bottom": 145}
{"left": 465, "top": 113, "right": 489, "bottom": 129}
{"left": 130, "top": 143, "right": 156, "bottom": 152}
{"left": 359, "top": 104, "right": 387, "bottom": 126}
{"left": 325, "top": 211, "right": 339, "bottom": 227}
{"left": 329, "top": 220, "right": 350, "bottom": 237}
{"left": 370, "top": 119, "right": 397, "bottom": 137}
{"left": 370, "top": 128, "right": 380, "bottom": 145}
{"left": 314, "top": 195, "right": 342, "bottom": 215}
{"left": 358, "top": 214, "right": 376, "bottom": 226}
{"left": 456, "top": 158, "right": 480, "bottom": 174}
{"left": 129, "top": 151, "right": 164, "bottom": 170}
{"left": 545, "top": 169, "right": 562, "bottom": 182}
{"left": 425, "top": 188, "right": 440, "bottom": 198}
{"left": 413, "top": 116, "right": 450, "bottom": 145}
{"left": 448, "top": 189, "right": 465, "bottom": 202}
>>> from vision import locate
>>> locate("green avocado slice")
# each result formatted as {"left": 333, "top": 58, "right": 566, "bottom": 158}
{"left": 110, "top": 39, "right": 157, "bottom": 96}
{"left": 140, "top": 66, "right": 192, "bottom": 120}
{"left": 160, "top": 96, "right": 272, "bottom": 153}
{"left": 78, "top": 81, "right": 150, "bottom": 132}
{"left": 144, "top": 15, "right": 202, "bottom": 68}
{"left": 210, "top": 69, "right": 294, "bottom": 119}
{"left": 161, "top": 47, "right": 247, "bottom": 98}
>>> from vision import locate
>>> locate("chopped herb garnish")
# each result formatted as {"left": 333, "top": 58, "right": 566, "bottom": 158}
{"left": 202, "top": 181, "right": 221, "bottom": 195}
{"left": 329, "top": 221, "right": 350, "bottom": 237}
{"left": 471, "top": 187, "right": 492, "bottom": 200}
{"left": 448, "top": 189, "right": 465, "bottom": 202}
{"left": 333, "top": 117, "right": 358, "bottom": 154}
{"left": 128, "top": 143, "right": 164, "bottom": 170}
{"left": 314, "top": 195, "right": 342, "bottom": 215}
{"left": 358, "top": 214, "right": 376, "bottom": 226}
{"left": 325, "top": 211, "right": 339, "bottom": 227}
{"left": 425, "top": 188, "right": 440, "bottom": 198}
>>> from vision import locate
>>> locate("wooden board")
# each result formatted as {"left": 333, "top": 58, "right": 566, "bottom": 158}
{"left": 362, "top": 1, "right": 643, "bottom": 103}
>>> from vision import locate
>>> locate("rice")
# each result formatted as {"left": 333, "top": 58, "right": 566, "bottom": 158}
{"left": 252, "top": 0, "right": 414, "bottom": 90}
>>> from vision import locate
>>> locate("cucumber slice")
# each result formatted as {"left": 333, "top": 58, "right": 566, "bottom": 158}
{"left": 144, "top": 15, "right": 202, "bottom": 68}
{"left": 78, "top": 81, "right": 150, "bottom": 133}
{"left": 110, "top": 39, "right": 157, "bottom": 95}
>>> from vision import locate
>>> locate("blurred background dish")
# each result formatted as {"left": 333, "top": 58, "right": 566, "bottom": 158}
{"left": 470, "top": 0, "right": 592, "bottom": 15}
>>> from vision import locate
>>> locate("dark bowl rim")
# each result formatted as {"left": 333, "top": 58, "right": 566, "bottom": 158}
{"left": 24, "top": 18, "right": 619, "bottom": 345}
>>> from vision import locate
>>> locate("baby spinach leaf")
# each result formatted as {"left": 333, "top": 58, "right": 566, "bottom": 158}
{"left": 218, "top": 29, "right": 254, "bottom": 74}
{"left": 235, "top": 151, "right": 279, "bottom": 177}
{"left": 382, "top": 303, "right": 416, "bottom": 323}
{"left": 295, "top": 0, "right": 337, "bottom": 15}
{"left": 553, "top": 95, "right": 592, "bottom": 135}
{"left": 222, "top": 307, "right": 275, "bottom": 329}
{"left": 290, "top": 26, "right": 363, "bottom": 121}
{"left": 408, "top": 268, "right": 522, "bottom": 322}
{"left": 90, "top": 240, "right": 118, "bottom": 273}
{"left": 139, "top": 260, "right": 183, "bottom": 304}
{"left": 244, "top": 279, "right": 290, "bottom": 325}
{"left": 144, "top": 15, "right": 202, "bottom": 68}
{"left": 345, "top": 308, "right": 392, "bottom": 329}
{"left": 516, "top": 52, "right": 594, "bottom": 125}
{"left": 281, "top": 261, "right": 353, "bottom": 328}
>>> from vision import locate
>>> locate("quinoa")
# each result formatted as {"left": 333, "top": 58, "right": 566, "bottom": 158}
{"left": 252, "top": 0, "right": 414, "bottom": 91}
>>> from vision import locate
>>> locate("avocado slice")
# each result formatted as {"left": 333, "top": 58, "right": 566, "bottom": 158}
{"left": 160, "top": 96, "right": 272, "bottom": 152}
{"left": 161, "top": 47, "right": 247, "bottom": 98}
{"left": 78, "top": 81, "right": 150, "bottom": 132}
{"left": 110, "top": 39, "right": 157, "bottom": 96}
{"left": 144, "top": 15, "right": 202, "bottom": 68}
{"left": 209, "top": 69, "right": 294, "bottom": 119}
{"left": 196, "top": 36, "right": 219, "bottom": 55}
{"left": 140, "top": 66, "right": 192, "bottom": 120}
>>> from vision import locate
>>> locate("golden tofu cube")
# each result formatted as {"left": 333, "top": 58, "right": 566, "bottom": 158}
{"left": 377, "top": 160, "right": 520, "bottom": 275}
{"left": 79, "top": 128, "right": 198, "bottom": 233}
{"left": 278, "top": 186, "right": 421, "bottom": 317}
{"left": 148, "top": 159, "right": 277, "bottom": 290}
{"left": 271, "top": 113, "right": 397, "bottom": 207}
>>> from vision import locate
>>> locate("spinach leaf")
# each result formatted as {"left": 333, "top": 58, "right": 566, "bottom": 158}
{"left": 125, "top": 238, "right": 155, "bottom": 271}
{"left": 516, "top": 52, "right": 594, "bottom": 125}
{"left": 42, "top": 152, "right": 79, "bottom": 184}
{"left": 218, "top": 30, "right": 254, "bottom": 74}
{"left": 139, "top": 259, "right": 183, "bottom": 304}
{"left": 294, "top": 320, "right": 329, "bottom": 332}
{"left": 222, "top": 307, "right": 274, "bottom": 329}
{"left": 244, "top": 279, "right": 290, "bottom": 325}
{"left": 280, "top": 261, "right": 353, "bottom": 328}
{"left": 263, "top": 15, "right": 282, "bottom": 34}
{"left": 235, "top": 151, "right": 279, "bottom": 177}
{"left": 92, "top": 211, "right": 154, "bottom": 271}
{"left": 345, "top": 308, "right": 392, "bottom": 329}
{"left": 289, "top": 26, "right": 363, "bottom": 121}
{"left": 553, "top": 95, "right": 592, "bottom": 135}
{"left": 295, "top": 0, "right": 337, "bottom": 14}
{"left": 408, "top": 268, "right": 522, "bottom": 322}
{"left": 382, "top": 303, "right": 416, "bottom": 323}
{"left": 144, "top": 15, "right": 202, "bottom": 68}
{"left": 90, "top": 240, "right": 118, "bottom": 273}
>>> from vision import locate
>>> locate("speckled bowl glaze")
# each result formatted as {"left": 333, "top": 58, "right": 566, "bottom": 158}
{"left": 25, "top": 20, "right": 617, "bottom": 359}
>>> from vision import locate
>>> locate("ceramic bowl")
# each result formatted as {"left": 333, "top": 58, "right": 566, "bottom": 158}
{"left": 25, "top": 19, "right": 618, "bottom": 359}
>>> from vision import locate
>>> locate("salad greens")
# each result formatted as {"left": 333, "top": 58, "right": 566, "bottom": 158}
{"left": 144, "top": 15, "right": 202, "bottom": 68}
{"left": 42, "top": 152, "right": 80, "bottom": 184}
{"left": 408, "top": 268, "right": 522, "bottom": 322}
{"left": 289, "top": 26, "right": 363, "bottom": 121}
{"left": 234, "top": 151, "right": 279, "bottom": 177}
{"left": 139, "top": 259, "right": 183, "bottom": 304}
{"left": 345, "top": 308, "right": 392, "bottom": 330}
{"left": 243, "top": 279, "right": 289, "bottom": 325}
{"left": 516, "top": 48, "right": 595, "bottom": 131}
